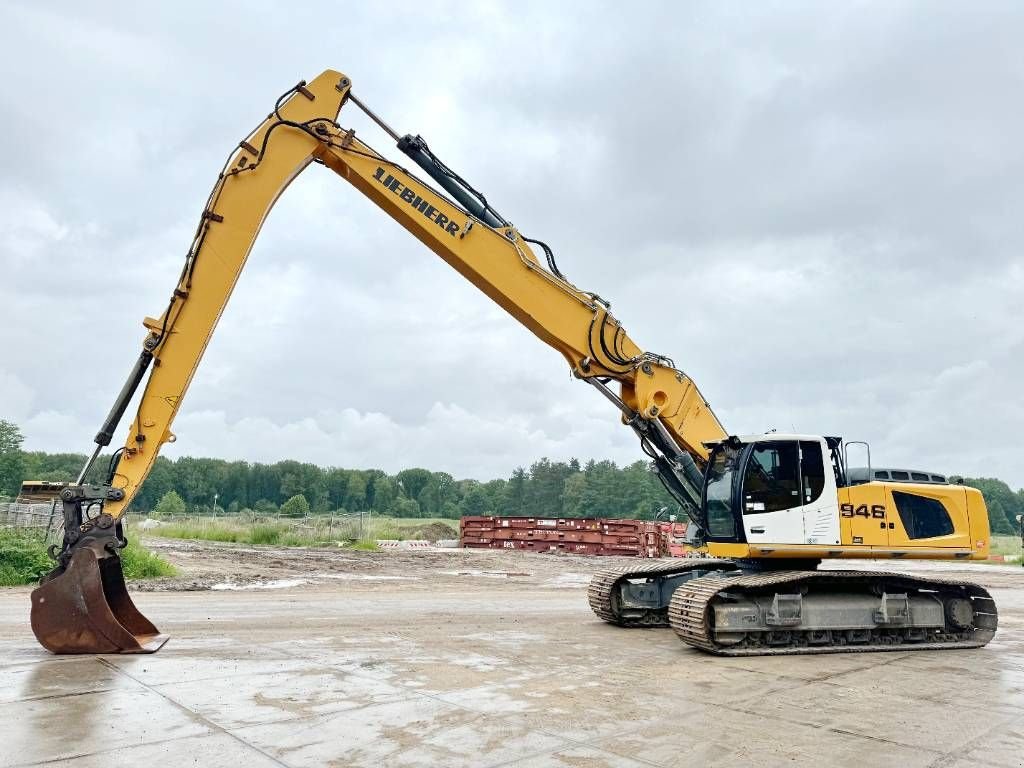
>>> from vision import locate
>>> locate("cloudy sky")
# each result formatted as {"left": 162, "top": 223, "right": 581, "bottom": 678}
{"left": 1, "top": 2, "right": 1021, "bottom": 486}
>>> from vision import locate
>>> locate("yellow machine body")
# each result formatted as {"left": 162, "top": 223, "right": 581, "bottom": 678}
{"left": 708, "top": 479, "right": 990, "bottom": 561}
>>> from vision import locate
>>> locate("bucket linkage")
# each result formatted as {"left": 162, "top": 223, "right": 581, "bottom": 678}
{"left": 30, "top": 484, "right": 168, "bottom": 654}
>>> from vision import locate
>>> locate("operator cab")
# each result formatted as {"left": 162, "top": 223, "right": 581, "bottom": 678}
{"left": 701, "top": 434, "right": 845, "bottom": 546}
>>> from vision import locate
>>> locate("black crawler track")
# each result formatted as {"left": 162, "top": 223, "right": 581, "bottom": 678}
{"left": 668, "top": 569, "right": 998, "bottom": 656}
{"left": 587, "top": 558, "right": 737, "bottom": 627}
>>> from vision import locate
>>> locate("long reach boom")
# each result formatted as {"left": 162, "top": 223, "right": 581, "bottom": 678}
{"left": 86, "top": 71, "right": 725, "bottom": 527}
{"left": 30, "top": 70, "right": 725, "bottom": 653}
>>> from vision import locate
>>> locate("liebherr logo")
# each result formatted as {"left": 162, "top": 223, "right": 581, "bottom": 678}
{"left": 373, "top": 167, "right": 460, "bottom": 237}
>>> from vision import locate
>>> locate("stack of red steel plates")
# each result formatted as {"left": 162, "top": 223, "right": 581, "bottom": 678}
{"left": 460, "top": 516, "right": 675, "bottom": 557}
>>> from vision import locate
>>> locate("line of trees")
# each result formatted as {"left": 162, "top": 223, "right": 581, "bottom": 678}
{"left": 16, "top": 450, "right": 677, "bottom": 521}
{"left": 2, "top": 419, "right": 1023, "bottom": 531}
{"left": 958, "top": 478, "right": 1024, "bottom": 535}
{"left": 2, "top": 419, "right": 675, "bottom": 520}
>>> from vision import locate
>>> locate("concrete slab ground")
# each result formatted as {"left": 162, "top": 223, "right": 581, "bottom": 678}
{"left": 0, "top": 551, "right": 1022, "bottom": 767}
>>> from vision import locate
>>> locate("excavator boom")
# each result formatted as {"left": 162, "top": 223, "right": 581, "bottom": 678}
{"left": 30, "top": 70, "right": 725, "bottom": 653}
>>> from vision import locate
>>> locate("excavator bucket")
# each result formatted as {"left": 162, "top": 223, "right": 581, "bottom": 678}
{"left": 30, "top": 548, "right": 168, "bottom": 654}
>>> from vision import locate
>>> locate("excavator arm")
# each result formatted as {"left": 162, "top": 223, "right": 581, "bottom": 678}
{"left": 30, "top": 69, "right": 725, "bottom": 654}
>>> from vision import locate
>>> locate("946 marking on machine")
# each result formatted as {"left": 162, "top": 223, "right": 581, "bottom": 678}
{"left": 840, "top": 503, "right": 886, "bottom": 518}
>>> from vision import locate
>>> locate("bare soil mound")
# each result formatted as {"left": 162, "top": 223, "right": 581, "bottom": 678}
{"left": 397, "top": 521, "right": 459, "bottom": 541}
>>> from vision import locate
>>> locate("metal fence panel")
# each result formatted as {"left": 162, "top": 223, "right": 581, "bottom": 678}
{"left": 0, "top": 501, "right": 62, "bottom": 543}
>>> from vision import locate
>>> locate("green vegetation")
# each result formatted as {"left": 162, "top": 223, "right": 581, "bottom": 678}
{"left": 19, "top": 449, "right": 679, "bottom": 521}
{"left": 0, "top": 528, "right": 52, "bottom": 586}
{"left": 153, "top": 521, "right": 244, "bottom": 543}
{"left": 990, "top": 535, "right": 1023, "bottom": 560}
{"left": 0, "top": 420, "right": 26, "bottom": 498}
{"left": 9, "top": 415, "right": 680, "bottom": 518}
{"left": 146, "top": 516, "right": 454, "bottom": 547}
{"left": 0, "top": 528, "right": 175, "bottom": 585}
{"left": 962, "top": 478, "right": 1024, "bottom": 535}
{"left": 250, "top": 523, "right": 285, "bottom": 545}
{"left": 120, "top": 538, "right": 177, "bottom": 579}
{"left": 280, "top": 494, "right": 311, "bottom": 518}
{"left": 153, "top": 490, "right": 186, "bottom": 518}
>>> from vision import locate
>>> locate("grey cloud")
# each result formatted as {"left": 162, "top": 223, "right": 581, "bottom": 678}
{"left": 1, "top": 1, "right": 1020, "bottom": 486}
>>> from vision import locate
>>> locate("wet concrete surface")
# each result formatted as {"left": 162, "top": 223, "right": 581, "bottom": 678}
{"left": 0, "top": 553, "right": 1022, "bottom": 767}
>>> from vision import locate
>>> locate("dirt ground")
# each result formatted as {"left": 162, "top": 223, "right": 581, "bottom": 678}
{"left": 136, "top": 535, "right": 1024, "bottom": 594}
{"left": 133, "top": 536, "right": 641, "bottom": 592}
{"left": 1, "top": 541, "right": 1022, "bottom": 768}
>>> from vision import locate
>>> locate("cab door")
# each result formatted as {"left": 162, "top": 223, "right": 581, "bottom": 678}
{"left": 741, "top": 441, "right": 805, "bottom": 545}
{"left": 798, "top": 440, "right": 840, "bottom": 546}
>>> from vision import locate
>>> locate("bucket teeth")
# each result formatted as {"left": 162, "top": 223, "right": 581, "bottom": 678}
{"left": 30, "top": 548, "right": 168, "bottom": 654}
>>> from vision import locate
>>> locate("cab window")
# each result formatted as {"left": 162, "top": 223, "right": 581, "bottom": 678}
{"left": 743, "top": 442, "right": 800, "bottom": 514}
{"left": 704, "top": 447, "right": 739, "bottom": 538}
{"left": 799, "top": 441, "right": 826, "bottom": 505}
{"left": 892, "top": 492, "right": 954, "bottom": 539}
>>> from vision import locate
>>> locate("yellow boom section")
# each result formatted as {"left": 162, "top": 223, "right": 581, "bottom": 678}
{"left": 102, "top": 69, "right": 725, "bottom": 519}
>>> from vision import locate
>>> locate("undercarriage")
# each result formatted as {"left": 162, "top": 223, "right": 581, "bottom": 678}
{"left": 589, "top": 560, "right": 997, "bottom": 655}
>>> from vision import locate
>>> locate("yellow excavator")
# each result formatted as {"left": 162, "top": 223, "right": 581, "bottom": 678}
{"left": 27, "top": 70, "right": 997, "bottom": 656}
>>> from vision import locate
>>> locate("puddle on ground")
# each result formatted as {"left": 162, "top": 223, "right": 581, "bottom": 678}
{"left": 211, "top": 579, "right": 308, "bottom": 590}
{"left": 309, "top": 573, "right": 420, "bottom": 581}
{"left": 437, "top": 570, "right": 531, "bottom": 579}
{"left": 541, "top": 573, "right": 591, "bottom": 588}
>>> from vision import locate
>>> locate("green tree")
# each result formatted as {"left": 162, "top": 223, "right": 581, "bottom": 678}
{"left": 396, "top": 468, "right": 432, "bottom": 503}
{"left": 436, "top": 472, "right": 459, "bottom": 510}
{"left": 621, "top": 461, "right": 662, "bottom": 518}
{"left": 482, "top": 479, "right": 507, "bottom": 512}
{"left": 152, "top": 490, "right": 186, "bottom": 518}
{"left": 325, "top": 468, "right": 350, "bottom": 510}
{"left": 372, "top": 476, "right": 398, "bottom": 514}
{"left": 0, "top": 420, "right": 26, "bottom": 498}
{"left": 364, "top": 469, "right": 386, "bottom": 509}
{"left": 253, "top": 498, "right": 279, "bottom": 515}
{"left": 280, "top": 493, "right": 310, "bottom": 519}
{"left": 579, "top": 460, "right": 622, "bottom": 518}
{"left": 416, "top": 486, "right": 436, "bottom": 517}
{"left": 459, "top": 484, "right": 491, "bottom": 516}
{"left": 249, "top": 464, "right": 280, "bottom": 506}
{"left": 561, "top": 472, "right": 586, "bottom": 517}
{"left": 20, "top": 451, "right": 85, "bottom": 484}
{"left": 174, "top": 456, "right": 215, "bottom": 507}
{"left": 220, "top": 461, "right": 251, "bottom": 510}
{"left": 500, "top": 467, "right": 528, "bottom": 516}
{"left": 963, "top": 478, "right": 1022, "bottom": 535}
{"left": 136, "top": 456, "right": 174, "bottom": 510}
{"left": 523, "top": 458, "right": 578, "bottom": 516}
{"left": 393, "top": 497, "right": 420, "bottom": 518}
{"left": 345, "top": 471, "right": 368, "bottom": 511}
